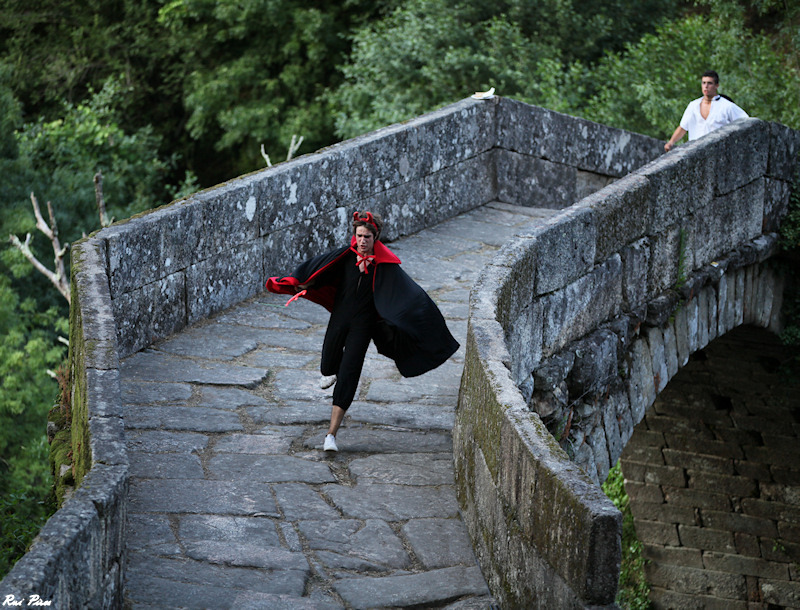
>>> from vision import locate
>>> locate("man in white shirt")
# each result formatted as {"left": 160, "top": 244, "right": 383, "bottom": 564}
{"left": 664, "top": 70, "right": 748, "bottom": 152}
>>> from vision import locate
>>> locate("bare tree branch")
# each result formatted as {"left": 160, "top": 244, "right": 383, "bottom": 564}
{"left": 287, "top": 134, "right": 304, "bottom": 162}
{"left": 7, "top": 192, "right": 71, "bottom": 304}
{"left": 8, "top": 233, "right": 71, "bottom": 304}
{"left": 261, "top": 134, "right": 304, "bottom": 168}
{"left": 261, "top": 143, "right": 272, "bottom": 168}
{"left": 94, "top": 171, "right": 112, "bottom": 227}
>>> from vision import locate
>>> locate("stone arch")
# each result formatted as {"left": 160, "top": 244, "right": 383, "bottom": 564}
{"left": 621, "top": 324, "right": 800, "bottom": 609}
{"left": 534, "top": 241, "right": 787, "bottom": 489}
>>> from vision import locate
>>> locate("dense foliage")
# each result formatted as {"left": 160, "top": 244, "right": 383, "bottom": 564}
{"left": 0, "top": 0, "right": 797, "bottom": 584}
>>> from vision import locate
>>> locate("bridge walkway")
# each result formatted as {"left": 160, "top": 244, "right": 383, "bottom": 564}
{"left": 119, "top": 202, "right": 557, "bottom": 609}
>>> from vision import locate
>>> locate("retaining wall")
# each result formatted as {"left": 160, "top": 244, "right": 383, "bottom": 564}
{"left": 0, "top": 96, "right": 672, "bottom": 607}
{"left": 455, "top": 118, "right": 800, "bottom": 607}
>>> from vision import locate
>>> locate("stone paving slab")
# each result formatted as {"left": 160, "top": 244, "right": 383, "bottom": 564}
{"left": 122, "top": 381, "right": 193, "bottom": 404}
{"left": 125, "top": 430, "right": 209, "bottom": 453}
{"left": 334, "top": 566, "right": 490, "bottom": 608}
{"left": 121, "top": 351, "right": 268, "bottom": 386}
{"left": 349, "top": 453, "right": 455, "bottom": 485}
{"left": 303, "top": 428, "right": 452, "bottom": 454}
{"left": 347, "top": 402, "right": 456, "bottom": 429}
{"left": 207, "top": 454, "right": 337, "bottom": 483}
{"left": 121, "top": 203, "right": 551, "bottom": 608}
{"left": 322, "top": 483, "right": 461, "bottom": 520}
{"left": 178, "top": 514, "right": 281, "bottom": 545}
{"left": 124, "top": 405, "right": 245, "bottom": 432}
{"left": 128, "top": 452, "right": 205, "bottom": 479}
{"left": 129, "top": 479, "right": 280, "bottom": 515}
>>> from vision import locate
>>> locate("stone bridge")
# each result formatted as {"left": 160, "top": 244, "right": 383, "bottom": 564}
{"left": 1, "top": 96, "right": 798, "bottom": 609}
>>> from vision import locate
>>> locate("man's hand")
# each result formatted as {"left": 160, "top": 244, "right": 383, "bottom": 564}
{"left": 665, "top": 126, "right": 687, "bottom": 152}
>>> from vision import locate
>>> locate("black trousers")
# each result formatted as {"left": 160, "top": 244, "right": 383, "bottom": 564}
{"left": 321, "top": 319, "right": 374, "bottom": 411}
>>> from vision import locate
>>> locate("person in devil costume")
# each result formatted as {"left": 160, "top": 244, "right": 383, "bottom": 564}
{"left": 266, "top": 211, "right": 459, "bottom": 452}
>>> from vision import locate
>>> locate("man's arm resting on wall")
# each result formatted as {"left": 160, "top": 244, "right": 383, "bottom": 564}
{"left": 664, "top": 126, "right": 687, "bottom": 152}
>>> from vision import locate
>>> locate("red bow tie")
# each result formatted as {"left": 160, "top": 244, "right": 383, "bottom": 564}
{"left": 355, "top": 252, "right": 374, "bottom": 273}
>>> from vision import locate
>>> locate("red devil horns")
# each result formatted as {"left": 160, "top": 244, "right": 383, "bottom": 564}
{"left": 353, "top": 211, "right": 378, "bottom": 235}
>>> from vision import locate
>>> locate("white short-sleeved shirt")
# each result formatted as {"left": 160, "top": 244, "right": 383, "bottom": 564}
{"left": 679, "top": 95, "right": 749, "bottom": 140}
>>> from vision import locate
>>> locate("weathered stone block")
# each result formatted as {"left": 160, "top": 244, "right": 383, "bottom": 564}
{"left": 646, "top": 292, "right": 679, "bottom": 328}
{"left": 635, "top": 520, "right": 678, "bottom": 546}
{"left": 702, "top": 118, "right": 769, "bottom": 195}
{"left": 105, "top": 200, "right": 204, "bottom": 296}
{"left": 86, "top": 368, "right": 122, "bottom": 419}
{"left": 767, "top": 121, "right": 800, "bottom": 181}
{"left": 694, "top": 179, "right": 765, "bottom": 269}
{"left": 673, "top": 304, "right": 690, "bottom": 367}
{"left": 647, "top": 224, "right": 685, "bottom": 297}
{"left": 704, "top": 551, "right": 790, "bottom": 579}
{"left": 575, "top": 170, "right": 615, "bottom": 201}
{"left": 495, "top": 149, "right": 576, "bottom": 208}
{"left": 541, "top": 254, "right": 622, "bottom": 357}
{"left": 264, "top": 207, "right": 350, "bottom": 277}
{"left": 764, "top": 177, "right": 792, "bottom": 233}
{"left": 186, "top": 239, "right": 265, "bottom": 325}
{"left": 528, "top": 205, "right": 596, "bottom": 296}
{"left": 646, "top": 326, "right": 668, "bottom": 393}
{"left": 590, "top": 424, "right": 612, "bottom": 483}
{"left": 354, "top": 179, "right": 427, "bottom": 241}
{"left": 627, "top": 336, "right": 656, "bottom": 424}
{"left": 89, "top": 416, "right": 127, "bottom": 466}
{"left": 677, "top": 525, "right": 735, "bottom": 554}
{"left": 639, "top": 143, "right": 714, "bottom": 232}
{"left": 574, "top": 173, "right": 650, "bottom": 263}
{"left": 496, "top": 98, "right": 662, "bottom": 176}
{"left": 423, "top": 151, "right": 497, "bottom": 225}
{"left": 112, "top": 272, "right": 186, "bottom": 358}
{"left": 761, "top": 579, "right": 800, "bottom": 608}
{"left": 620, "top": 237, "right": 650, "bottom": 310}
{"left": 72, "top": 239, "right": 119, "bottom": 371}
{"left": 701, "top": 511, "right": 779, "bottom": 538}
{"left": 322, "top": 97, "right": 496, "bottom": 205}
{"left": 643, "top": 545, "right": 704, "bottom": 569}
{"left": 507, "top": 301, "right": 544, "bottom": 387}
{"left": 532, "top": 351, "right": 575, "bottom": 392}
{"left": 567, "top": 329, "right": 619, "bottom": 398}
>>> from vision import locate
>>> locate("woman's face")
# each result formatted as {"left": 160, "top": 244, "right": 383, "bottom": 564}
{"left": 355, "top": 225, "right": 376, "bottom": 255}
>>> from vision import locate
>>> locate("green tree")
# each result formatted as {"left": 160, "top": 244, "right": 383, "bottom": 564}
{"left": 157, "top": 0, "right": 385, "bottom": 180}
{"left": 327, "top": 0, "right": 682, "bottom": 140}
{"left": 582, "top": 13, "right": 800, "bottom": 139}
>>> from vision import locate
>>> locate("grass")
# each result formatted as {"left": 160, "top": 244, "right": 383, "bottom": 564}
{"left": 603, "top": 461, "right": 651, "bottom": 609}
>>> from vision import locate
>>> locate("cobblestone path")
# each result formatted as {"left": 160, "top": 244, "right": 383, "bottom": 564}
{"left": 120, "top": 202, "right": 556, "bottom": 609}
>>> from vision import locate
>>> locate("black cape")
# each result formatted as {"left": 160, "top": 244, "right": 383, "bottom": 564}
{"left": 266, "top": 240, "right": 459, "bottom": 378}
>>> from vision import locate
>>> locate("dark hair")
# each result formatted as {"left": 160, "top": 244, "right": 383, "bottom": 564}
{"left": 702, "top": 70, "right": 720, "bottom": 85}
{"left": 352, "top": 210, "right": 383, "bottom": 240}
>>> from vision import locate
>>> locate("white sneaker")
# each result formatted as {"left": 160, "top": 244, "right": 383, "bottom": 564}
{"left": 320, "top": 375, "right": 337, "bottom": 389}
{"left": 323, "top": 434, "right": 338, "bottom": 452}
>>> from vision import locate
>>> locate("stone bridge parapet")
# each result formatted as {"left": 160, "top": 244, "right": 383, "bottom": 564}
{"left": 455, "top": 117, "right": 799, "bottom": 607}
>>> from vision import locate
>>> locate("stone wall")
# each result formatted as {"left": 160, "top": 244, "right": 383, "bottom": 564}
{"left": 0, "top": 96, "right": 663, "bottom": 607}
{"left": 0, "top": 239, "right": 127, "bottom": 607}
{"left": 623, "top": 326, "right": 800, "bottom": 608}
{"left": 455, "top": 118, "right": 800, "bottom": 608}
